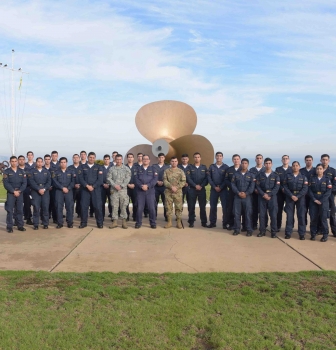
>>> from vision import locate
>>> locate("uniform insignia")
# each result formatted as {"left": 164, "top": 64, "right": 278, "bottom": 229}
{"left": 328, "top": 185, "right": 332, "bottom": 188}
{"left": 304, "top": 181, "right": 308, "bottom": 184}
{"left": 99, "top": 171, "right": 103, "bottom": 174}
{"left": 155, "top": 172, "right": 158, "bottom": 176}
{"left": 3, "top": 174, "right": 7, "bottom": 179}
{"left": 277, "top": 181, "right": 280, "bottom": 184}
{"left": 78, "top": 170, "right": 81, "bottom": 174}
{"left": 73, "top": 174, "right": 76, "bottom": 177}
{"left": 322, "top": 182, "right": 326, "bottom": 184}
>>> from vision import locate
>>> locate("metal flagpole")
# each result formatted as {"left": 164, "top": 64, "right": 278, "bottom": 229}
{"left": 11, "top": 49, "right": 15, "bottom": 156}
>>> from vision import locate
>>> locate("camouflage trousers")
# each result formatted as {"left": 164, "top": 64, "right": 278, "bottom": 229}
{"left": 110, "top": 189, "right": 129, "bottom": 220}
{"left": 164, "top": 190, "right": 183, "bottom": 219}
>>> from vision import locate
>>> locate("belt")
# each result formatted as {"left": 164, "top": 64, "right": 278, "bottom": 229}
{"left": 316, "top": 192, "right": 322, "bottom": 195}
{"left": 293, "top": 191, "right": 299, "bottom": 194}
{"left": 266, "top": 190, "right": 271, "bottom": 193}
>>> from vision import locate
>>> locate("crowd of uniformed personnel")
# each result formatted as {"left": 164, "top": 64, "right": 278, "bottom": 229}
{"left": 2, "top": 150, "right": 336, "bottom": 242}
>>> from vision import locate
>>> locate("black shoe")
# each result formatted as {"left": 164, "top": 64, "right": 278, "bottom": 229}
{"left": 253, "top": 225, "right": 258, "bottom": 230}
{"left": 207, "top": 223, "right": 216, "bottom": 228}
{"left": 150, "top": 225, "right": 156, "bottom": 229}
{"left": 67, "top": 224, "right": 73, "bottom": 228}
{"left": 14, "top": 222, "right": 18, "bottom": 227}
{"left": 79, "top": 224, "right": 87, "bottom": 229}
{"left": 189, "top": 223, "right": 194, "bottom": 228}
{"left": 56, "top": 225, "right": 63, "bottom": 229}
{"left": 241, "top": 227, "right": 247, "bottom": 232}
{"left": 226, "top": 225, "right": 233, "bottom": 231}
{"left": 285, "top": 235, "right": 291, "bottom": 239}
{"left": 257, "top": 232, "right": 265, "bottom": 237}
{"left": 271, "top": 234, "right": 277, "bottom": 238}
{"left": 6, "top": 228, "right": 13, "bottom": 233}
{"left": 246, "top": 231, "right": 253, "bottom": 237}
{"left": 108, "top": 213, "right": 112, "bottom": 218}
{"left": 43, "top": 225, "right": 48, "bottom": 229}
{"left": 201, "top": 223, "right": 207, "bottom": 227}
{"left": 53, "top": 220, "right": 57, "bottom": 224}
{"left": 18, "top": 227, "right": 26, "bottom": 231}
{"left": 26, "top": 219, "right": 33, "bottom": 225}
{"left": 300, "top": 236, "right": 305, "bottom": 240}
{"left": 276, "top": 228, "right": 280, "bottom": 233}
{"left": 320, "top": 237, "right": 328, "bottom": 242}
{"left": 135, "top": 224, "right": 141, "bottom": 229}
{"left": 97, "top": 224, "right": 103, "bottom": 229}
{"left": 33, "top": 226, "right": 39, "bottom": 230}
{"left": 233, "top": 230, "right": 240, "bottom": 236}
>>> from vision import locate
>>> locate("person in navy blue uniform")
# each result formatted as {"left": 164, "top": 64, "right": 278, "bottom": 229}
{"left": 153, "top": 153, "right": 170, "bottom": 221}
{"left": 309, "top": 163, "right": 332, "bottom": 242}
{"left": 49, "top": 150, "right": 60, "bottom": 223}
{"left": 249, "top": 154, "right": 265, "bottom": 230}
{"left": 231, "top": 158, "right": 255, "bottom": 236}
{"left": 110, "top": 151, "right": 118, "bottom": 167}
{"left": 52, "top": 157, "right": 75, "bottom": 228}
{"left": 223, "top": 154, "right": 241, "bottom": 230}
{"left": 125, "top": 153, "right": 137, "bottom": 222}
{"left": 101, "top": 154, "right": 113, "bottom": 219}
{"left": 3, "top": 156, "right": 27, "bottom": 232}
{"left": 186, "top": 152, "right": 208, "bottom": 228}
{"left": 134, "top": 154, "right": 158, "bottom": 229}
{"left": 256, "top": 158, "right": 280, "bottom": 238}
{"left": 23, "top": 151, "right": 35, "bottom": 225}
{"left": 300, "top": 155, "right": 316, "bottom": 226}
{"left": 275, "top": 155, "right": 292, "bottom": 231}
{"left": 28, "top": 157, "right": 51, "bottom": 230}
{"left": 43, "top": 154, "right": 53, "bottom": 220}
{"left": 283, "top": 161, "right": 308, "bottom": 240}
{"left": 134, "top": 152, "right": 149, "bottom": 218}
{"left": 207, "top": 152, "right": 228, "bottom": 228}
{"left": 321, "top": 154, "right": 336, "bottom": 237}
{"left": 78, "top": 152, "right": 103, "bottom": 229}
{"left": 67, "top": 154, "right": 82, "bottom": 219}
{"left": 177, "top": 154, "right": 190, "bottom": 208}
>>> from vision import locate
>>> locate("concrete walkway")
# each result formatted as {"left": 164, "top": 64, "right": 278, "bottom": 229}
{"left": 0, "top": 206, "right": 335, "bottom": 273}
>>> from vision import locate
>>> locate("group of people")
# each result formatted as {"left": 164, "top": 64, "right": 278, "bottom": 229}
{"left": 2, "top": 150, "right": 336, "bottom": 242}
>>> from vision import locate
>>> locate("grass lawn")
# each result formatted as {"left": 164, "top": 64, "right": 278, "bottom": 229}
{"left": 0, "top": 271, "right": 335, "bottom": 349}
{"left": 0, "top": 174, "right": 5, "bottom": 203}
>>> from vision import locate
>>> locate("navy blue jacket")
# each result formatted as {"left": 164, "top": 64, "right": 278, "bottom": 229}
{"left": 50, "top": 161, "right": 60, "bottom": 172}
{"left": 125, "top": 164, "right": 137, "bottom": 185}
{"left": 275, "top": 166, "right": 292, "bottom": 190}
{"left": 225, "top": 165, "right": 241, "bottom": 189}
{"left": 300, "top": 167, "right": 316, "bottom": 182}
{"left": 28, "top": 168, "right": 51, "bottom": 191}
{"left": 323, "top": 166, "right": 336, "bottom": 193}
{"left": 256, "top": 171, "right": 280, "bottom": 197}
{"left": 52, "top": 169, "right": 75, "bottom": 191}
{"left": 25, "top": 162, "right": 36, "bottom": 171}
{"left": 308, "top": 175, "right": 332, "bottom": 202}
{"left": 249, "top": 166, "right": 265, "bottom": 176}
{"left": 152, "top": 163, "right": 170, "bottom": 184}
{"left": 231, "top": 171, "right": 255, "bottom": 195}
{"left": 134, "top": 166, "right": 158, "bottom": 192}
{"left": 283, "top": 173, "right": 308, "bottom": 198}
{"left": 67, "top": 165, "right": 81, "bottom": 185}
{"left": 78, "top": 163, "right": 103, "bottom": 189}
{"left": 207, "top": 163, "right": 228, "bottom": 190}
{"left": 101, "top": 164, "right": 113, "bottom": 185}
{"left": 186, "top": 164, "right": 208, "bottom": 188}
{"left": 3, "top": 168, "right": 27, "bottom": 193}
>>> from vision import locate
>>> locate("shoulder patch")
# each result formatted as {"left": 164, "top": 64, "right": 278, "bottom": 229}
{"left": 99, "top": 171, "right": 103, "bottom": 174}
{"left": 3, "top": 174, "right": 7, "bottom": 179}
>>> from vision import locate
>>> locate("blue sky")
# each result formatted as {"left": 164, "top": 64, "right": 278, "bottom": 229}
{"left": 0, "top": 0, "right": 335, "bottom": 162}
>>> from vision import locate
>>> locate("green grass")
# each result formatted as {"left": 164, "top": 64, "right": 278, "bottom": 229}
{"left": 0, "top": 271, "right": 336, "bottom": 349}
{"left": 0, "top": 174, "right": 5, "bottom": 203}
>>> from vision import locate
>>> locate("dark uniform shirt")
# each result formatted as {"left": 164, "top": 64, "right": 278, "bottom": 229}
{"left": 308, "top": 175, "right": 332, "bottom": 201}
{"left": 52, "top": 169, "right": 75, "bottom": 190}
{"left": 207, "top": 163, "right": 228, "bottom": 190}
{"left": 186, "top": 164, "right": 208, "bottom": 188}
{"left": 275, "top": 166, "right": 292, "bottom": 190}
{"left": 283, "top": 173, "right": 308, "bottom": 198}
{"left": 25, "top": 162, "right": 36, "bottom": 171}
{"left": 134, "top": 166, "right": 158, "bottom": 190}
{"left": 3, "top": 168, "right": 27, "bottom": 193}
{"left": 300, "top": 167, "right": 316, "bottom": 182}
{"left": 125, "top": 164, "right": 137, "bottom": 185}
{"left": 323, "top": 166, "right": 336, "bottom": 193}
{"left": 231, "top": 171, "right": 255, "bottom": 195}
{"left": 28, "top": 168, "right": 51, "bottom": 191}
{"left": 101, "top": 164, "right": 113, "bottom": 185}
{"left": 225, "top": 165, "right": 241, "bottom": 189}
{"left": 67, "top": 165, "right": 81, "bottom": 185}
{"left": 78, "top": 163, "right": 103, "bottom": 188}
{"left": 256, "top": 171, "right": 280, "bottom": 197}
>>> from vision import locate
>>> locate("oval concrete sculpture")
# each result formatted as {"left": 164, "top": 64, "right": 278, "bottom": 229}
{"left": 135, "top": 100, "right": 197, "bottom": 143}
{"left": 124, "top": 144, "right": 157, "bottom": 165}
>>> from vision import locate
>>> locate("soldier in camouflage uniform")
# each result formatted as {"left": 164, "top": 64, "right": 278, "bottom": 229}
{"left": 163, "top": 156, "right": 186, "bottom": 229}
{"left": 106, "top": 154, "right": 131, "bottom": 229}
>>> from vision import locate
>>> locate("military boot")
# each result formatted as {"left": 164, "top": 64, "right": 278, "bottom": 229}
{"left": 109, "top": 220, "right": 118, "bottom": 229}
{"left": 176, "top": 218, "right": 183, "bottom": 229}
{"left": 122, "top": 219, "right": 128, "bottom": 229}
{"left": 164, "top": 217, "right": 172, "bottom": 229}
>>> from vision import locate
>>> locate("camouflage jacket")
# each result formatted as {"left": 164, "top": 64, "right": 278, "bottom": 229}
{"left": 163, "top": 168, "right": 186, "bottom": 193}
{"left": 107, "top": 165, "right": 131, "bottom": 190}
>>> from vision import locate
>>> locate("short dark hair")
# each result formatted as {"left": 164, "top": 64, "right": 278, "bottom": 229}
{"left": 316, "top": 163, "right": 323, "bottom": 170}
{"left": 193, "top": 152, "right": 201, "bottom": 157}
{"left": 170, "top": 156, "right": 178, "bottom": 161}
{"left": 51, "top": 151, "right": 58, "bottom": 155}
{"left": 18, "top": 155, "right": 25, "bottom": 160}
{"left": 127, "top": 153, "right": 134, "bottom": 157}
{"left": 59, "top": 157, "right": 68, "bottom": 163}
{"left": 112, "top": 151, "right": 118, "bottom": 155}
{"left": 215, "top": 152, "right": 223, "bottom": 156}
{"left": 181, "top": 154, "right": 189, "bottom": 158}
{"left": 321, "top": 154, "right": 330, "bottom": 159}
{"left": 80, "top": 150, "right": 87, "bottom": 155}
{"left": 137, "top": 153, "right": 143, "bottom": 156}
{"left": 264, "top": 157, "right": 272, "bottom": 163}
{"left": 304, "top": 155, "right": 313, "bottom": 160}
{"left": 115, "top": 154, "right": 123, "bottom": 159}
{"left": 158, "top": 153, "right": 165, "bottom": 157}
{"left": 26, "top": 151, "right": 34, "bottom": 156}
{"left": 241, "top": 158, "right": 249, "bottom": 164}
{"left": 232, "top": 154, "right": 240, "bottom": 160}
{"left": 282, "top": 155, "right": 289, "bottom": 159}
{"left": 36, "top": 157, "right": 43, "bottom": 162}
{"left": 292, "top": 161, "right": 300, "bottom": 166}
{"left": 104, "top": 154, "right": 110, "bottom": 159}
{"left": 88, "top": 152, "right": 96, "bottom": 157}
{"left": 73, "top": 154, "right": 79, "bottom": 158}
{"left": 256, "top": 154, "right": 263, "bottom": 158}
{"left": 142, "top": 154, "right": 150, "bottom": 159}
{"left": 10, "top": 156, "right": 17, "bottom": 161}
{"left": 44, "top": 154, "right": 51, "bottom": 159}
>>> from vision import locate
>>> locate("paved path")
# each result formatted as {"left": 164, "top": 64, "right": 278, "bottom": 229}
{"left": 0, "top": 206, "right": 335, "bottom": 273}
